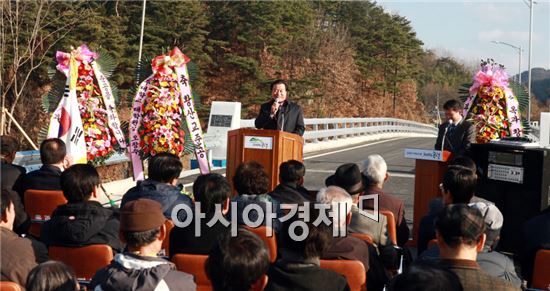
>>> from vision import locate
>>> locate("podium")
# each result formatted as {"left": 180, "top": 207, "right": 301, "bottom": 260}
{"left": 404, "top": 149, "right": 451, "bottom": 245}
{"left": 226, "top": 128, "right": 304, "bottom": 193}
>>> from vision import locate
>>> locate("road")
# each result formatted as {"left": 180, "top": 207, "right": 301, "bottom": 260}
{"left": 301, "top": 136, "right": 436, "bottom": 229}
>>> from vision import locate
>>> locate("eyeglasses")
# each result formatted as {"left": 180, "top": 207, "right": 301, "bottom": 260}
{"left": 439, "top": 183, "right": 445, "bottom": 192}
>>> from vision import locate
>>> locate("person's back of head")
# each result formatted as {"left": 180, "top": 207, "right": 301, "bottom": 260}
{"left": 26, "top": 261, "right": 78, "bottom": 291}
{"left": 280, "top": 203, "right": 332, "bottom": 261}
{"left": 1, "top": 135, "right": 19, "bottom": 162}
{"left": 206, "top": 229, "right": 270, "bottom": 291}
{"left": 435, "top": 204, "right": 486, "bottom": 257}
{"left": 449, "top": 156, "right": 476, "bottom": 173}
{"left": 279, "top": 160, "right": 305, "bottom": 184}
{"left": 1, "top": 189, "right": 15, "bottom": 229}
{"left": 316, "top": 186, "right": 353, "bottom": 230}
{"left": 441, "top": 167, "right": 476, "bottom": 204}
{"left": 362, "top": 154, "right": 387, "bottom": 187}
{"left": 233, "top": 161, "right": 269, "bottom": 195}
{"left": 60, "top": 164, "right": 100, "bottom": 203}
{"left": 193, "top": 173, "right": 231, "bottom": 214}
{"left": 120, "top": 199, "right": 167, "bottom": 253}
{"left": 469, "top": 202, "right": 503, "bottom": 251}
{"left": 388, "top": 262, "right": 463, "bottom": 291}
{"left": 40, "top": 138, "right": 66, "bottom": 165}
{"left": 148, "top": 152, "right": 183, "bottom": 183}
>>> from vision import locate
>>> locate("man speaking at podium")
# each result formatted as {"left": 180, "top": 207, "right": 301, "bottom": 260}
{"left": 255, "top": 79, "right": 305, "bottom": 136}
{"left": 434, "top": 99, "right": 476, "bottom": 156}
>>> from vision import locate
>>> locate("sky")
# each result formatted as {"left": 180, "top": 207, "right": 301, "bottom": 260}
{"left": 378, "top": 0, "right": 550, "bottom": 75}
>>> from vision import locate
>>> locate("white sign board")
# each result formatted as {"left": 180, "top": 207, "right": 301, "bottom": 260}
{"left": 404, "top": 148, "right": 445, "bottom": 161}
{"left": 205, "top": 102, "right": 242, "bottom": 160}
{"left": 244, "top": 136, "right": 273, "bottom": 150}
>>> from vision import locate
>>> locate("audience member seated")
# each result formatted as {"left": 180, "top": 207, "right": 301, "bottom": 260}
{"left": 317, "top": 186, "right": 391, "bottom": 291}
{"left": 434, "top": 204, "right": 518, "bottom": 291}
{"left": 1, "top": 190, "right": 48, "bottom": 286}
{"left": 521, "top": 205, "right": 550, "bottom": 284}
{"left": 17, "top": 138, "right": 70, "bottom": 200}
{"left": 26, "top": 261, "right": 79, "bottom": 291}
{"left": 361, "top": 155, "right": 409, "bottom": 246}
{"left": 91, "top": 199, "right": 196, "bottom": 291}
{"left": 417, "top": 166, "right": 476, "bottom": 255}
{"left": 418, "top": 202, "right": 521, "bottom": 287}
{"left": 232, "top": 161, "right": 282, "bottom": 232}
{"left": 170, "top": 173, "right": 232, "bottom": 256}
{"left": 206, "top": 229, "right": 270, "bottom": 291}
{"left": 122, "top": 152, "right": 193, "bottom": 222}
{"left": 41, "top": 164, "right": 123, "bottom": 252}
{"left": 388, "top": 261, "right": 463, "bottom": 291}
{"left": 265, "top": 204, "right": 350, "bottom": 291}
{"left": 269, "top": 160, "right": 310, "bottom": 204}
{"left": 1, "top": 135, "right": 26, "bottom": 191}
{"left": 325, "top": 163, "right": 389, "bottom": 247}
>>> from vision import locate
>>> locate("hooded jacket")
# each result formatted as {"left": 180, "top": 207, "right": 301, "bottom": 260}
{"left": 41, "top": 201, "right": 123, "bottom": 252}
{"left": 122, "top": 179, "right": 193, "bottom": 222}
{"left": 91, "top": 253, "right": 196, "bottom": 291}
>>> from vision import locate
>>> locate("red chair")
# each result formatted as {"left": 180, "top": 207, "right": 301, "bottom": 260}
{"left": 0, "top": 281, "right": 22, "bottom": 291}
{"left": 379, "top": 210, "right": 397, "bottom": 245}
{"left": 350, "top": 232, "right": 374, "bottom": 245}
{"left": 320, "top": 260, "right": 366, "bottom": 291}
{"left": 159, "top": 220, "right": 175, "bottom": 257}
{"left": 532, "top": 249, "right": 550, "bottom": 290}
{"left": 24, "top": 190, "right": 67, "bottom": 238}
{"left": 242, "top": 225, "right": 277, "bottom": 263}
{"left": 172, "top": 253, "right": 211, "bottom": 291}
{"left": 49, "top": 245, "right": 113, "bottom": 282}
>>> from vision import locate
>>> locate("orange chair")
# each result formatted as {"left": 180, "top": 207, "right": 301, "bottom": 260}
{"left": 49, "top": 245, "right": 113, "bottom": 282}
{"left": 532, "top": 249, "right": 550, "bottom": 290}
{"left": 159, "top": 220, "right": 175, "bottom": 257}
{"left": 350, "top": 232, "right": 374, "bottom": 245}
{"left": 0, "top": 281, "right": 22, "bottom": 291}
{"left": 172, "top": 253, "right": 212, "bottom": 291}
{"left": 24, "top": 190, "right": 67, "bottom": 238}
{"left": 242, "top": 225, "right": 277, "bottom": 263}
{"left": 379, "top": 210, "right": 397, "bottom": 245}
{"left": 320, "top": 260, "right": 366, "bottom": 291}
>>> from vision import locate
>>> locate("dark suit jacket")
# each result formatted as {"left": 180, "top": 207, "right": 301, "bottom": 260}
{"left": 255, "top": 99, "right": 305, "bottom": 136}
{"left": 17, "top": 164, "right": 62, "bottom": 204}
{"left": 362, "top": 186, "right": 410, "bottom": 246}
{"left": 269, "top": 182, "right": 310, "bottom": 204}
{"left": 434, "top": 119, "right": 476, "bottom": 156}
{"left": 169, "top": 213, "right": 230, "bottom": 257}
{"left": 1, "top": 160, "right": 26, "bottom": 191}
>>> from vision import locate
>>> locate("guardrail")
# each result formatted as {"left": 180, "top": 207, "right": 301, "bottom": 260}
{"left": 241, "top": 117, "right": 438, "bottom": 143}
{"left": 15, "top": 117, "right": 437, "bottom": 170}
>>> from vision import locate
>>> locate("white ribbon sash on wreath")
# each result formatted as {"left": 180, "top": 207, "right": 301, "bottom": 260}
{"left": 91, "top": 62, "right": 127, "bottom": 148}
{"left": 47, "top": 57, "right": 87, "bottom": 164}
{"left": 175, "top": 66, "right": 210, "bottom": 174}
{"left": 129, "top": 76, "right": 153, "bottom": 181}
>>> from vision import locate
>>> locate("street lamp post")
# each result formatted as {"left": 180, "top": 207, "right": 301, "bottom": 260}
{"left": 491, "top": 41, "right": 523, "bottom": 84}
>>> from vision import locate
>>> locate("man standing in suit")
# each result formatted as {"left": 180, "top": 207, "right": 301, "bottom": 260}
{"left": 434, "top": 99, "right": 476, "bottom": 156}
{"left": 255, "top": 79, "right": 305, "bottom": 136}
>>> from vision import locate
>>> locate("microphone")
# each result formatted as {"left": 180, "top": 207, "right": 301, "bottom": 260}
{"left": 441, "top": 119, "right": 453, "bottom": 152}
{"left": 277, "top": 99, "right": 285, "bottom": 131}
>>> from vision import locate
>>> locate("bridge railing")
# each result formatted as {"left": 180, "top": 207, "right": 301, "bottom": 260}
{"left": 241, "top": 117, "right": 438, "bottom": 143}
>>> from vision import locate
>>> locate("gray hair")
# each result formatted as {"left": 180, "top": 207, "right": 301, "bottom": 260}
{"left": 316, "top": 186, "right": 353, "bottom": 229}
{"left": 362, "top": 154, "right": 387, "bottom": 186}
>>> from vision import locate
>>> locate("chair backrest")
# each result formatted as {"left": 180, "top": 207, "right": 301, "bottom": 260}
{"left": 49, "top": 245, "right": 113, "bottom": 282}
{"left": 350, "top": 233, "right": 374, "bottom": 245}
{"left": 532, "top": 249, "right": 550, "bottom": 289}
{"left": 320, "top": 260, "right": 366, "bottom": 291}
{"left": 379, "top": 210, "right": 397, "bottom": 245}
{"left": 172, "top": 254, "right": 211, "bottom": 291}
{"left": 24, "top": 190, "right": 67, "bottom": 238}
{"left": 242, "top": 225, "right": 277, "bottom": 263}
{"left": 160, "top": 220, "right": 175, "bottom": 257}
{"left": 251, "top": 275, "right": 268, "bottom": 291}
{"left": 0, "top": 281, "right": 22, "bottom": 291}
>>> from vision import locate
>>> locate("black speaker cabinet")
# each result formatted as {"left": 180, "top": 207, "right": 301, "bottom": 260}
{"left": 471, "top": 143, "right": 550, "bottom": 254}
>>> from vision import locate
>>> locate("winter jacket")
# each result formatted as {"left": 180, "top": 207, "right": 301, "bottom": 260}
{"left": 91, "top": 253, "right": 196, "bottom": 291}
{"left": 231, "top": 194, "right": 282, "bottom": 232}
{"left": 122, "top": 179, "right": 193, "bottom": 222}
{"left": 0, "top": 227, "right": 45, "bottom": 286}
{"left": 41, "top": 201, "right": 123, "bottom": 252}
